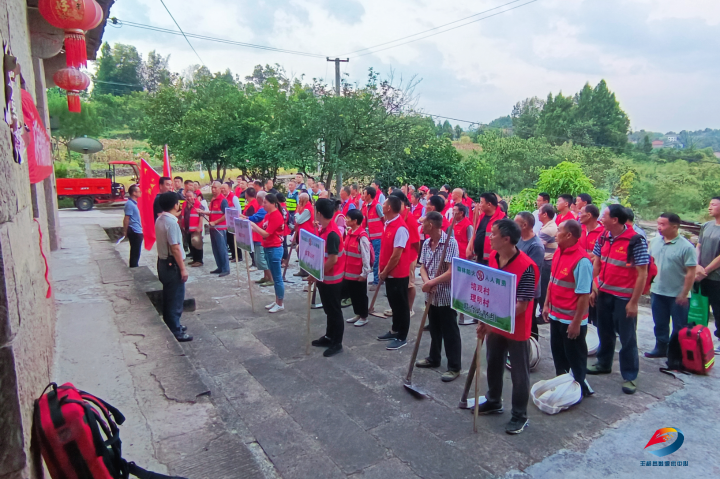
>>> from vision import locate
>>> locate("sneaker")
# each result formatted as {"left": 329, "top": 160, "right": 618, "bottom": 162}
{"left": 415, "top": 358, "right": 437, "bottom": 368}
{"left": 311, "top": 336, "right": 332, "bottom": 347}
{"left": 219, "top": 271, "right": 230, "bottom": 277}
{"left": 311, "top": 302, "right": 323, "bottom": 309}
{"left": 714, "top": 345, "right": 720, "bottom": 355}
{"left": 191, "top": 262, "right": 203, "bottom": 267}
{"left": 377, "top": 331, "right": 399, "bottom": 341}
{"left": 441, "top": 370, "right": 461, "bottom": 382}
{"left": 255, "top": 278, "right": 267, "bottom": 284}
{"left": 210, "top": 269, "right": 221, "bottom": 274}
{"left": 586, "top": 364, "right": 612, "bottom": 375}
{"left": 369, "top": 284, "right": 378, "bottom": 292}
{"left": 268, "top": 304, "right": 284, "bottom": 313}
{"left": 354, "top": 318, "right": 368, "bottom": 327}
{"left": 175, "top": 333, "right": 193, "bottom": 342}
{"left": 472, "top": 402, "right": 504, "bottom": 415}
{"left": 386, "top": 338, "right": 407, "bottom": 350}
{"left": 347, "top": 315, "right": 360, "bottom": 323}
{"left": 341, "top": 298, "right": 352, "bottom": 308}
{"left": 459, "top": 315, "right": 477, "bottom": 326}
{"left": 293, "top": 271, "right": 304, "bottom": 277}
{"left": 505, "top": 417, "right": 529, "bottom": 435}
{"left": 323, "top": 343, "right": 343, "bottom": 357}
{"left": 384, "top": 308, "right": 393, "bottom": 316}
{"left": 410, "top": 310, "right": 416, "bottom": 318}
{"left": 260, "top": 281, "right": 275, "bottom": 287}
{"left": 265, "top": 302, "right": 277, "bottom": 310}
{"left": 249, "top": 266, "right": 258, "bottom": 272}
{"left": 622, "top": 380, "right": 637, "bottom": 395}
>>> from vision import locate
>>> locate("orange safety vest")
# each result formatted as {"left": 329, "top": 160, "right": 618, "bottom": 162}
{"left": 474, "top": 207, "right": 506, "bottom": 261}
{"left": 209, "top": 194, "right": 227, "bottom": 230}
{"left": 488, "top": 250, "right": 539, "bottom": 341}
{"left": 379, "top": 216, "right": 413, "bottom": 278}
{"left": 181, "top": 198, "right": 203, "bottom": 232}
{"left": 344, "top": 227, "right": 372, "bottom": 281}
{"left": 295, "top": 203, "right": 316, "bottom": 236}
{"left": 597, "top": 227, "right": 639, "bottom": 299}
{"left": 547, "top": 242, "right": 590, "bottom": 322}
{"left": 364, "top": 199, "right": 383, "bottom": 240}
{"left": 453, "top": 217, "right": 472, "bottom": 259}
{"left": 319, "top": 220, "right": 346, "bottom": 284}
{"left": 580, "top": 224, "right": 604, "bottom": 254}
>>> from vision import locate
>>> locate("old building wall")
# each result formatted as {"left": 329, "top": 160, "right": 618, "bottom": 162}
{"left": 0, "top": 1, "right": 57, "bottom": 478}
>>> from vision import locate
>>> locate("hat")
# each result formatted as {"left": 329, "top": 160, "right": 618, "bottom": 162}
{"left": 419, "top": 185, "right": 429, "bottom": 192}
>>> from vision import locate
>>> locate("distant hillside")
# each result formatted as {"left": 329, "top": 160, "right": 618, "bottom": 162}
{"left": 629, "top": 128, "right": 720, "bottom": 150}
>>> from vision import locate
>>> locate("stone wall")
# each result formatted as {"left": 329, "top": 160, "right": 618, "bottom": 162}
{"left": 0, "top": 1, "right": 57, "bottom": 478}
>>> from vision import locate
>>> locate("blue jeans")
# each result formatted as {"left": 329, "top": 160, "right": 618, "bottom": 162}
{"left": 210, "top": 228, "right": 230, "bottom": 273}
{"left": 651, "top": 293, "right": 688, "bottom": 345}
{"left": 595, "top": 291, "right": 639, "bottom": 381}
{"left": 264, "top": 246, "right": 284, "bottom": 300}
{"left": 157, "top": 258, "right": 185, "bottom": 336}
{"left": 371, "top": 239, "right": 381, "bottom": 284}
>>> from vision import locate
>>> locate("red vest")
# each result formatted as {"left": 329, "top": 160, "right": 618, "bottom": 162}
{"left": 548, "top": 243, "right": 590, "bottom": 322}
{"left": 580, "top": 224, "right": 604, "bottom": 254}
{"left": 475, "top": 207, "right": 506, "bottom": 260}
{"left": 320, "top": 220, "right": 346, "bottom": 284}
{"left": 296, "top": 203, "right": 316, "bottom": 236}
{"left": 379, "top": 216, "right": 413, "bottom": 278}
{"left": 410, "top": 203, "right": 423, "bottom": 220}
{"left": 453, "top": 217, "right": 472, "bottom": 259}
{"left": 341, "top": 199, "right": 353, "bottom": 217}
{"left": 351, "top": 194, "right": 362, "bottom": 209}
{"left": 243, "top": 198, "right": 261, "bottom": 242}
{"left": 462, "top": 196, "right": 474, "bottom": 208}
{"left": 226, "top": 191, "right": 236, "bottom": 205}
{"left": 182, "top": 199, "right": 202, "bottom": 232}
{"left": 364, "top": 199, "right": 383, "bottom": 240}
{"left": 488, "top": 250, "right": 539, "bottom": 341}
{"left": 555, "top": 210, "right": 577, "bottom": 225}
{"left": 209, "top": 194, "right": 227, "bottom": 230}
{"left": 401, "top": 210, "right": 420, "bottom": 261}
{"left": 597, "top": 227, "right": 639, "bottom": 299}
{"left": 234, "top": 186, "right": 244, "bottom": 198}
{"left": 344, "top": 227, "right": 370, "bottom": 281}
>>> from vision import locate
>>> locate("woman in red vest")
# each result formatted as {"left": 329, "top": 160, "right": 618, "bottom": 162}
{"left": 362, "top": 186, "right": 384, "bottom": 290}
{"left": 343, "top": 209, "right": 372, "bottom": 327}
{"left": 309, "top": 199, "right": 347, "bottom": 357}
{"left": 475, "top": 219, "right": 538, "bottom": 435}
{"left": 180, "top": 189, "right": 204, "bottom": 267}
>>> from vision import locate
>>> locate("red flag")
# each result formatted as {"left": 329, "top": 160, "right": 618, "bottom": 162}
{"left": 163, "top": 144, "right": 172, "bottom": 178}
{"left": 139, "top": 158, "right": 160, "bottom": 250}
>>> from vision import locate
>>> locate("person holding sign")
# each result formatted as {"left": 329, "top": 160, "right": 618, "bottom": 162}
{"left": 542, "top": 220, "right": 593, "bottom": 398}
{"left": 247, "top": 193, "right": 285, "bottom": 313}
{"left": 221, "top": 183, "right": 241, "bottom": 262}
{"left": 376, "top": 196, "right": 414, "bottom": 351}
{"left": 343, "top": 209, "right": 372, "bottom": 326}
{"left": 416, "top": 211, "right": 462, "bottom": 382}
{"left": 475, "top": 219, "right": 538, "bottom": 435}
{"left": 310, "top": 199, "right": 347, "bottom": 357}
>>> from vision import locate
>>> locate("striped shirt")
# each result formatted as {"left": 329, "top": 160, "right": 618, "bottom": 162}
{"left": 592, "top": 227, "right": 650, "bottom": 266}
{"left": 539, "top": 221, "right": 558, "bottom": 261}
{"left": 420, "top": 232, "right": 459, "bottom": 306}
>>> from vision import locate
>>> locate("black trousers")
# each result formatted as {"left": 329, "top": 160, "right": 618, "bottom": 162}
{"left": 226, "top": 231, "right": 236, "bottom": 260}
{"left": 531, "top": 298, "right": 540, "bottom": 340}
{"left": 427, "top": 305, "right": 462, "bottom": 372}
{"left": 485, "top": 332, "right": 530, "bottom": 421}
{"left": 539, "top": 259, "right": 552, "bottom": 314}
{"left": 184, "top": 233, "right": 203, "bottom": 264}
{"left": 127, "top": 229, "right": 143, "bottom": 268}
{"left": 550, "top": 320, "right": 588, "bottom": 394}
{"left": 317, "top": 281, "right": 344, "bottom": 345}
{"left": 157, "top": 258, "right": 185, "bottom": 336}
{"left": 386, "top": 277, "right": 410, "bottom": 340}
{"left": 343, "top": 279, "right": 368, "bottom": 318}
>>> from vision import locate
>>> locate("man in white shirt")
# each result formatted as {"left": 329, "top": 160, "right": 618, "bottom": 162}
{"left": 532, "top": 192, "right": 550, "bottom": 235}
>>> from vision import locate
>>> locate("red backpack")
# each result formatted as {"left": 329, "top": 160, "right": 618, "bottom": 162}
{"left": 34, "top": 383, "right": 186, "bottom": 479}
{"left": 678, "top": 325, "right": 715, "bottom": 375}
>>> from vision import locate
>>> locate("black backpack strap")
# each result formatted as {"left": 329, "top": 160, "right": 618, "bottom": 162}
{"left": 127, "top": 461, "right": 189, "bottom": 479}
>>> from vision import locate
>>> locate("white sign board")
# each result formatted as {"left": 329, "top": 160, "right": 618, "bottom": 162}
{"left": 299, "top": 229, "right": 325, "bottom": 281}
{"left": 225, "top": 207, "right": 240, "bottom": 234}
{"left": 234, "top": 218, "right": 254, "bottom": 253}
{"left": 450, "top": 258, "right": 517, "bottom": 334}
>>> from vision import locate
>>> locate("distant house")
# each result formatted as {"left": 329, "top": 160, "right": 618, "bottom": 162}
{"left": 652, "top": 140, "right": 665, "bottom": 148}
{"left": 666, "top": 136, "right": 677, "bottom": 143}
{"left": 714, "top": 152, "right": 720, "bottom": 159}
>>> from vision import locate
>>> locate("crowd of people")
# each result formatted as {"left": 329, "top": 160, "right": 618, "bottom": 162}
{"left": 122, "top": 172, "right": 720, "bottom": 436}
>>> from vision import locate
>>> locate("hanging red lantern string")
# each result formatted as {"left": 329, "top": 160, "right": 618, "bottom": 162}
{"left": 38, "top": 0, "right": 103, "bottom": 68}
{"left": 53, "top": 67, "right": 90, "bottom": 113}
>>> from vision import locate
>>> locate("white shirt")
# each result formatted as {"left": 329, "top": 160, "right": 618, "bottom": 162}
{"left": 385, "top": 215, "right": 409, "bottom": 248}
{"left": 532, "top": 209, "right": 542, "bottom": 235}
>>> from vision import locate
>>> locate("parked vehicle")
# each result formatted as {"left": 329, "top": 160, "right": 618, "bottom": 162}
{"left": 56, "top": 161, "right": 140, "bottom": 211}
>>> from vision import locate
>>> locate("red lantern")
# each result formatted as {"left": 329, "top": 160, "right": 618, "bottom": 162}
{"left": 53, "top": 67, "right": 90, "bottom": 113}
{"left": 38, "top": 0, "right": 104, "bottom": 68}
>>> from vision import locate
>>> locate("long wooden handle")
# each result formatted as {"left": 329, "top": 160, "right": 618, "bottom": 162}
{"left": 473, "top": 337, "right": 482, "bottom": 433}
{"left": 459, "top": 341, "right": 479, "bottom": 405}
{"left": 282, "top": 242, "right": 296, "bottom": 280}
{"left": 368, "top": 279, "right": 384, "bottom": 312}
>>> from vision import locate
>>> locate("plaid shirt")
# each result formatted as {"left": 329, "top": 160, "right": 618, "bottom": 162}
{"left": 420, "top": 232, "right": 459, "bottom": 306}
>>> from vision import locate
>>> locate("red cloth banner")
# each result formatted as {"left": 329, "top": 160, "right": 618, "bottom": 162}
{"left": 21, "top": 90, "right": 53, "bottom": 184}
{"left": 139, "top": 159, "right": 160, "bottom": 250}
{"left": 163, "top": 144, "right": 172, "bottom": 178}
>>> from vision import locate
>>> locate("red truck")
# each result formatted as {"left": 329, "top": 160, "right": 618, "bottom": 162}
{"left": 56, "top": 161, "right": 140, "bottom": 211}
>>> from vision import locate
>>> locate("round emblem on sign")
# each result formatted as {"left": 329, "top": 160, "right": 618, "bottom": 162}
{"left": 476, "top": 270, "right": 484, "bottom": 281}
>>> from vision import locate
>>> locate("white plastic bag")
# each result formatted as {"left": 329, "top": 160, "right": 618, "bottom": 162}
{"left": 531, "top": 373, "right": 582, "bottom": 415}
{"left": 506, "top": 337, "right": 541, "bottom": 371}
{"left": 586, "top": 324, "right": 599, "bottom": 356}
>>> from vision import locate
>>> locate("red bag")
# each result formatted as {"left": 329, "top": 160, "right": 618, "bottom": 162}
{"left": 34, "top": 382, "right": 186, "bottom": 479}
{"left": 678, "top": 325, "right": 715, "bottom": 375}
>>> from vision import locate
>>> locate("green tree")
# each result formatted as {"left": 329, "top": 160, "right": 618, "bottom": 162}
{"left": 511, "top": 96, "right": 544, "bottom": 139}
{"left": 47, "top": 88, "right": 103, "bottom": 139}
{"left": 536, "top": 92, "right": 575, "bottom": 145}
{"left": 586, "top": 80, "right": 629, "bottom": 149}
{"left": 93, "top": 43, "right": 144, "bottom": 96}
{"left": 141, "top": 50, "right": 173, "bottom": 93}
{"left": 642, "top": 135, "right": 653, "bottom": 154}
{"left": 454, "top": 124, "right": 463, "bottom": 140}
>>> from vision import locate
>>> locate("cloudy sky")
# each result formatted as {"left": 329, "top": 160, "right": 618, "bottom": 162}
{"left": 100, "top": 0, "right": 720, "bottom": 133}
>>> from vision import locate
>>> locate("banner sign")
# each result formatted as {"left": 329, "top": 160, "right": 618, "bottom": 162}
{"left": 234, "top": 218, "right": 254, "bottom": 253}
{"left": 225, "top": 207, "right": 239, "bottom": 233}
{"left": 299, "top": 229, "right": 325, "bottom": 281}
{"left": 450, "top": 258, "right": 517, "bottom": 334}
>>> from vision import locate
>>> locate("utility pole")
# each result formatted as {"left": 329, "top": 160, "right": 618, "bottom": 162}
{"left": 327, "top": 57, "right": 349, "bottom": 195}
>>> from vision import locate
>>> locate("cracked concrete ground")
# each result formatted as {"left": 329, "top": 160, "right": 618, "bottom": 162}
{"left": 54, "top": 207, "right": 720, "bottom": 478}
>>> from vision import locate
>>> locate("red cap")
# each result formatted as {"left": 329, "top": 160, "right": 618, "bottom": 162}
{"left": 419, "top": 185, "right": 429, "bottom": 192}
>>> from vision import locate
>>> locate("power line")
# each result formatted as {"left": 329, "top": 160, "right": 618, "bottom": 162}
{"left": 339, "top": 0, "right": 525, "bottom": 56}
{"left": 352, "top": 0, "right": 538, "bottom": 58}
{"left": 158, "top": 0, "right": 206, "bottom": 66}
{"left": 110, "top": 19, "right": 327, "bottom": 59}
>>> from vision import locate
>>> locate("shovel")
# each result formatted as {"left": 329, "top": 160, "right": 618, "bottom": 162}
{"left": 403, "top": 218, "right": 456, "bottom": 399}
{"left": 368, "top": 279, "right": 387, "bottom": 318}
{"left": 282, "top": 241, "right": 297, "bottom": 282}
